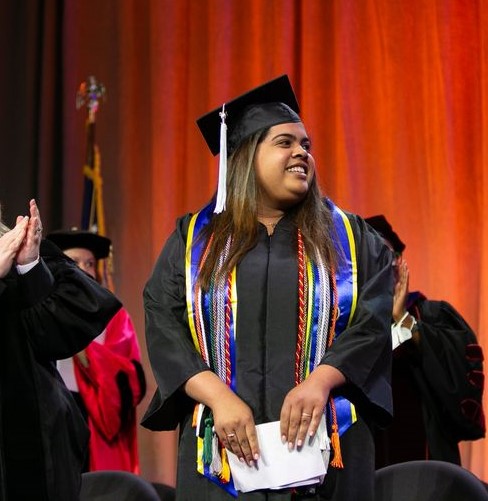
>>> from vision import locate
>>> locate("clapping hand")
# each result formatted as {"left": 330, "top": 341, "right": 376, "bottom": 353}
{"left": 15, "top": 199, "right": 43, "bottom": 266}
{"left": 392, "top": 259, "right": 409, "bottom": 323}
{"left": 0, "top": 199, "right": 43, "bottom": 278}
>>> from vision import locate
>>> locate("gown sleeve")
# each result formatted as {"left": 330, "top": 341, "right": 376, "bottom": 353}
{"left": 408, "top": 299, "right": 485, "bottom": 443}
{"left": 19, "top": 240, "right": 122, "bottom": 361}
{"left": 141, "top": 215, "right": 209, "bottom": 431}
{"left": 321, "top": 213, "right": 395, "bottom": 426}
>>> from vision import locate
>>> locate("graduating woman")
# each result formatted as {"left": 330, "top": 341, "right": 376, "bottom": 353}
{"left": 0, "top": 199, "right": 120, "bottom": 500}
{"left": 142, "top": 76, "right": 394, "bottom": 500}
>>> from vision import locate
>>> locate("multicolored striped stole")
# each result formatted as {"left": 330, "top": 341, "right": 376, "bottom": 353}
{"left": 185, "top": 200, "right": 358, "bottom": 495}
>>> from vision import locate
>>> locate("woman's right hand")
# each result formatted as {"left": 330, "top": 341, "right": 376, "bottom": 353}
{"left": 0, "top": 216, "right": 29, "bottom": 278}
{"left": 184, "top": 370, "right": 259, "bottom": 465}
{"left": 212, "top": 390, "right": 259, "bottom": 465}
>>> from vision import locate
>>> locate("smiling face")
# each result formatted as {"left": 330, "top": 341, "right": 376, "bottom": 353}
{"left": 254, "top": 122, "right": 315, "bottom": 213}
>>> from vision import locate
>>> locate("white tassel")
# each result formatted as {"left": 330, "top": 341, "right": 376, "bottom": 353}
{"left": 214, "top": 104, "right": 227, "bottom": 214}
{"left": 210, "top": 433, "right": 223, "bottom": 475}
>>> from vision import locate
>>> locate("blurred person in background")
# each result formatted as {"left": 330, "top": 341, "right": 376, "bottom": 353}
{"left": 366, "top": 215, "right": 485, "bottom": 468}
{"left": 47, "top": 228, "right": 146, "bottom": 474}
{"left": 0, "top": 199, "right": 120, "bottom": 500}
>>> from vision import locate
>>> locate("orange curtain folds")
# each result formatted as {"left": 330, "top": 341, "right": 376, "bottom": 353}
{"left": 58, "top": 0, "right": 488, "bottom": 484}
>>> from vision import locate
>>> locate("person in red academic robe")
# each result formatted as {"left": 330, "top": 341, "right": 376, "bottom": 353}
{"left": 46, "top": 228, "right": 146, "bottom": 473}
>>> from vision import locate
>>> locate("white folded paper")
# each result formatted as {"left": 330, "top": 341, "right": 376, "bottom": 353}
{"left": 227, "top": 417, "right": 330, "bottom": 493}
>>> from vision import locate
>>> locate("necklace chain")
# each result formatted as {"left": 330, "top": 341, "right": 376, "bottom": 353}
{"left": 258, "top": 214, "right": 283, "bottom": 234}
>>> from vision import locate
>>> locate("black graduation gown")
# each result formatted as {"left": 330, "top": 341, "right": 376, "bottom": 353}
{"left": 0, "top": 240, "right": 121, "bottom": 501}
{"left": 142, "top": 209, "right": 393, "bottom": 500}
{"left": 375, "top": 293, "right": 485, "bottom": 468}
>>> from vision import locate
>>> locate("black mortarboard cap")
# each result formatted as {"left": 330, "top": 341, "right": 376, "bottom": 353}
{"left": 365, "top": 215, "right": 406, "bottom": 253}
{"left": 196, "top": 74, "right": 301, "bottom": 157}
{"left": 46, "top": 228, "right": 111, "bottom": 260}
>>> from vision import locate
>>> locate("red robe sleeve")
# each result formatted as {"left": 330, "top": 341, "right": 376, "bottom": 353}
{"left": 73, "top": 307, "right": 145, "bottom": 472}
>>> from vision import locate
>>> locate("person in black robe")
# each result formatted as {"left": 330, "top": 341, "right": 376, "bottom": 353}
{"left": 142, "top": 76, "right": 394, "bottom": 500}
{"left": 365, "top": 215, "right": 485, "bottom": 468}
{"left": 0, "top": 199, "right": 121, "bottom": 500}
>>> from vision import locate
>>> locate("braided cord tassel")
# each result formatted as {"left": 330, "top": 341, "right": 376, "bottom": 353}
{"left": 194, "top": 234, "right": 215, "bottom": 366}
{"left": 327, "top": 271, "right": 344, "bottom": 468}
{"left": 329, "top": 398, "right": 344, "bottom": 468}
{"left": 295, "top": 229, "right": 306, "bottom": 385}
{"left": 224, "top": 272, "right": 232, "bottom": 386}
{"left": 203, "top": 416, "right": 214, "bottom": 465}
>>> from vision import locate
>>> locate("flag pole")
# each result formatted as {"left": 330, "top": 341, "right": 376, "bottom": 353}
{"left": 76, "top": 76, "right": 114, "bottom": 291}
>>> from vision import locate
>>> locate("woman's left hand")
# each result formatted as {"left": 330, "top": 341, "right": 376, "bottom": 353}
{"left": 280, "top": 364, "right": 345, "bottom": 449}
{"left": 16, "top": 199, "right": 42, "bottom": 266}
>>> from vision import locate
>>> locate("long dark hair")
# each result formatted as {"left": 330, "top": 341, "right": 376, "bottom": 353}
{"left": 197, "top": 126, "right": 338, "bottom": 290}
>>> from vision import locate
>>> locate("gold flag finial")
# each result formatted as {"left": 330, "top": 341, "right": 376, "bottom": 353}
{"left": 76, "top": 76, "right": 106, "bottom": 123}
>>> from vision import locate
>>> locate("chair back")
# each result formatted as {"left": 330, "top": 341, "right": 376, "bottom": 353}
{"left": 375, "top": 460, "right": 488, "bottom": 501}
{"left": 80, "top": 470, "right": 161, "bottom": 501}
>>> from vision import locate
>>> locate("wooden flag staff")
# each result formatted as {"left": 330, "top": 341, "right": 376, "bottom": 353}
{"left": 76, "top": 76, "right": 114, "bottom": 290}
